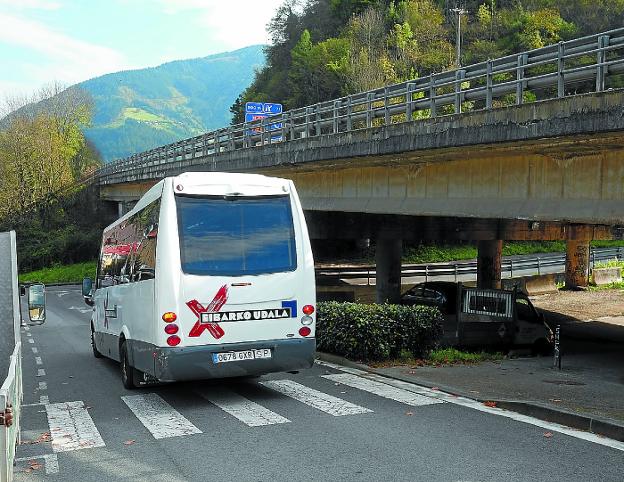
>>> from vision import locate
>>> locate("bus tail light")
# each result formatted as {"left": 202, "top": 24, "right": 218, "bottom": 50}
{"left": 299, "top": 327, "right": 311, "bottom": 337}
{"left": 300, "top": 316, "right": 313, "bottom": 326}
{"left": 162, "top": 312, "right": 177, "bottom": 323}
{"left": 302, "top": 305, "right": 315, "bottom": 315}
{"left": 167, "top": 335, "right": 181, "bottom": 346}
{"left": 164, "top": 324, "right": 179, "bottom": 335}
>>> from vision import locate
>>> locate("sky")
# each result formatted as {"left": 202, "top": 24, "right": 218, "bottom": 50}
{"left": 0, "top": 0, "right": 284, "bottom": 100}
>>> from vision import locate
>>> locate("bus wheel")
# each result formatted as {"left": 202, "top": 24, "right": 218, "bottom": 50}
{"left": 120, "top": 341, "right": 137, "bottom": 389}
{"left": 91, "top": 325, "right": 102, "bottom": 359}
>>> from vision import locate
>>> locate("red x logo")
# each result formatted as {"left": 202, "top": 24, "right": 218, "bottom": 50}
{"left": 187, "top": 285, "right": 228, "bottom": 339}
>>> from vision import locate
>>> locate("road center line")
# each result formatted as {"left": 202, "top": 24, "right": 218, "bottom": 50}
{"left": 35, "top": 356, "right": 42, "bottom": 365}
{"left": 38, "top": 382, "right": 47, "bottom": 390}
{"left": 121, "top": 393, "right": 202, "bottom": 439}
{"left": 31, "top": 347, "right": 38, "bottom": 354}
{"left": 261, "top": 379, "right": 373, "bottom": 416}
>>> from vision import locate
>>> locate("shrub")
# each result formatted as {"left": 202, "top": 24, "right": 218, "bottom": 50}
{"left": 316, "top": 301, "right": 443, "bottom": 361}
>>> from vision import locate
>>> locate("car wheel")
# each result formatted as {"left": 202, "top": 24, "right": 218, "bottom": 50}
{"left": 91, "top": 325, "right": 102, "bottom": 358}
{"left": 120, "top": 341, "right": 137, "bottom": 389}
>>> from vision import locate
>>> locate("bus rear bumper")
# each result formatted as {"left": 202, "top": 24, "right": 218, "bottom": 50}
{"left": 152, "top": 338, "right": 316, "bottom": 382}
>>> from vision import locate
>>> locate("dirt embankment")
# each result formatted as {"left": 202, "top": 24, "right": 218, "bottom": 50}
{"left": 531, "top": 289, "right": 624, "bottom": 322}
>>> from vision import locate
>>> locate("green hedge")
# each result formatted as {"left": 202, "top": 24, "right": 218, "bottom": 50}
{"left": 316, "top": 302, "right": 443, "bottom": 361}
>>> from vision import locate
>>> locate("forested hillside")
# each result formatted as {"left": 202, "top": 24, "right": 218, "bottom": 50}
{"left": 231, "top": 0, "right": 624, "bottom": 121}
{"left": 80, "top": 45, "right": 265, "bottom": 161}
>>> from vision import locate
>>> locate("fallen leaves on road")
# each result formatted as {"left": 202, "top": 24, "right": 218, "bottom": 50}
{"left": 549, "top": 399, "right": 562, "bottom": 403}
{"left": 405, "top": 411, "right": 414, "bottom": 416}
{"left": 123, "top": 439, "right": 135, "bottom": 446}
{"left": 543, "top": 432, "right": 554, "bottom": 438}
{"left": 28, "top": 461, "right": 43, "bottom": 470}
{"left": 20, "top": 431, "right": 51, "bottom": 445}
{"left": 483, "top": 401, "right": 498, "bottom": 408}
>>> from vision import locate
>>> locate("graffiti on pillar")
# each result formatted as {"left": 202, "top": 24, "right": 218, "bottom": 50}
{"left": 566, "top": 242, "right": 589, "bottom": 287}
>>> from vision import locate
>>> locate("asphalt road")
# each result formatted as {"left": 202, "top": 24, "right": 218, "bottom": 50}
{"left": 12, "top": 286, "right": 624, "bottom": 482}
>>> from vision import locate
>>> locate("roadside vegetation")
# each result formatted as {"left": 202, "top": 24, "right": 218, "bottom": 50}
{"left": 19, "top": 261, "right": 96, "bottom": 285}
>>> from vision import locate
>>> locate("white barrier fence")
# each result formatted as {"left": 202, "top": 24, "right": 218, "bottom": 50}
{"left": 0, "top": 342, "right": 22, "bottom": 482}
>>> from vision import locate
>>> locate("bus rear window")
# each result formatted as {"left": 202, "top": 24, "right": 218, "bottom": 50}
{"left": 176, "top": 195, "right": 297, "bottom": 276}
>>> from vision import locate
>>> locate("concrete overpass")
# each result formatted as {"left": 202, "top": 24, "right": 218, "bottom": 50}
{"left": 94, "top": 29, "right": 624, "bottom": 302}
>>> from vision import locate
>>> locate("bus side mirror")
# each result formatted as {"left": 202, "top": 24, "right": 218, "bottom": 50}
{"left": 28, "top": 283, "right": 46, "bottom": 324}
{"left": 82, "top": 277, "right": 94, "bottom": 307}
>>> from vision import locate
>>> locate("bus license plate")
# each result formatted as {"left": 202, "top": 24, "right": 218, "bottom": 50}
{"left": 212, "top": 349, "right": 272, "bottom": 364}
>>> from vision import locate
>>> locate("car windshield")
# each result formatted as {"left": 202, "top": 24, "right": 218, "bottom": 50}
{"left": 176, "top": 194, "right": 297, "bottom": 276}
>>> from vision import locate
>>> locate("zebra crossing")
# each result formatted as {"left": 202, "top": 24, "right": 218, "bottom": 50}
{"left": 36, "top": 371, "right": 444, "bottom": 451}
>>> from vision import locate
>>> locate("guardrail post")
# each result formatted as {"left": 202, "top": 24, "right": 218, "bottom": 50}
{"left": 557, "top": 42, "right": 565, "bottom": 98}
{"left": 315, "top": 104, "right": 321, "bottom": 136}
{"left": 596, "top": 35, "right": 609, "bottom": 92}
{"left": 346, "top": 96, "right": 353, "bottom": 131}
{"left": 455, "top": 70, "right": 465, "bottom": 114}
{"left": 537, "top": 257, "right": 541, "bottom": 275}
{"left": 429, "top": 75, "right": 437, "bottom": 117}
{"left": 406, "top": 83, "right": 414, "bottom": 121}
{"left": 510, "top": 259, "right": 514, "bottom": 278}
{"left": 516, "top": 54, "right": 527, "bottom": 105}
{"left": 227, "top": 127, "right": 234, "bottom": 150}
{"left": 333, "top": 100, "right": 340, "bottom": 134}
{"left": 425, "top": 265, "right": 428, "bottom": 282}
{"left": 486, "top": 60, "right": 493, "bottom": 109}
{"left": 288, "top": 112, "right": 294, "bottom": 141}
{"left": 305, "top": 107, "right": 312, "bottom": 138}
{"left": 454, "top": 264, "right": 458, "bottom": 282}
{"left": 366, "top": 93, "right": 374, "bottom": 128}
{"left": 384, "top": 88, "right": 390, "bottom": 125}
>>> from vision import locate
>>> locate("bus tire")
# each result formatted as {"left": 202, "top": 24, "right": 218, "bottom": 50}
{"left": 91, "top": 325, "right": 102, "bottom": 359}
{"left": 120, "top": 341, "right": 137, "bottom": 389}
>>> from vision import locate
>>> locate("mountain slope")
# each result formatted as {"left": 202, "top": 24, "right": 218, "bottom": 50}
{"left": 80, "top": 45, "right": 265, "bottom": 161}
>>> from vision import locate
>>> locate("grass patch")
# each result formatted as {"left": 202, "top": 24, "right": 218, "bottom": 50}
{"left": 19, "top": 261, "right": 97, "bottom": 285}
{"left": 370, "top": 347, "right": 505, "bottom": 367}
{"left": 428, "top": 348, "right": 505, "bottom": 365}
{"left": 594, "top": 259, "right": 624, "bottom": 269}
{"left": 589, "top": 281, "right": 624, "bottom": 291}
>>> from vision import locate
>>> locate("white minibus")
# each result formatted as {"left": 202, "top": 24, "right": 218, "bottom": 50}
{"left": 83, "top": 172, "right": 316, "bottom": 388}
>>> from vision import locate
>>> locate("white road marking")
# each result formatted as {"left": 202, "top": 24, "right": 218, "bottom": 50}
{"left": 68, "top": 306, "right": 93, "bottom": 314}
{"left": 261, "top": 379, "right": 372, "bottom": 416}
{"left": 40, "top": 395, "right": 49, "bottom": 404}
{"left": 35, "top": 356, "right": 42, "bottom": 365}
{"left": 121, "top": 393, "right": 202, "bottom": 439}
{"left": 321, "top": 362, "right": 624, "bottom": 452}
{"left": 23, "top": 325, "right": 30, "bottom": 331}
{"left": 316, "top": 360, "right": 368, "bottom": 375}
{"left": 37, "top": 369, "right": 46, "bottom": 377}
{"left": 26, "top": 332, "right": 32, "bottom": 337}
{"left": 31, "top": 347, "right": 38, "bottom": 354}
{"left": 45, "top": 401, "right": 105, "bottom": 452}
{"left": 15, "top": 454, "right": 59, "bottom": 474}
{"left": 323, "top": 374, "right": 444, "bottom": 407}
{"left": 198, "top": 387, "right": 290, "bottom": 427}
{"left": 39, "top": 382, "right": 47, "bottom": 390}
{"left": 28, "top": 338, "right": 34, "bottom": 344}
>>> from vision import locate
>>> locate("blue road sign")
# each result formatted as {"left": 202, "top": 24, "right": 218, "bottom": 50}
{"left": 245, "top": 102, "right": 264, "bottom": 113}
{"left": 263, "top": 103, "right": 283, "bottom": 114}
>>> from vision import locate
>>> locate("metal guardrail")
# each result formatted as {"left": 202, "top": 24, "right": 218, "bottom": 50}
{"left": 94, "top": 28, "right": 624, "bottom": 182}
{"left": 0, "top": 231, "right": 23, "bottom": 482}
{"left": 316, "top": 247, "right": 624, "bottom": 284}
{"left": 0, "top": 343, "right": 22, "bottom": 482}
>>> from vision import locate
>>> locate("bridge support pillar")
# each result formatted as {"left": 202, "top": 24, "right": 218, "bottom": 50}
{"left": 376, "top": 238, "right": 402, "bottom": 304}
{"left": 477, "top": 240, "right": 503, "bottom": 289}
{"left": 565, "top": 240, "right": 590, "bottom": 289}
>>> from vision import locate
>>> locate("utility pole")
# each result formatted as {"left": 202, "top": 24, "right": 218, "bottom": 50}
{"left": 451, "top": 7, "right": 467, "bottom": 67}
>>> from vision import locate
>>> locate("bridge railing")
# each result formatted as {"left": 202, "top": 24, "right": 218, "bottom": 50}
{"left": 316, "top": 247, "right": 624, "bottom": 284}
{"left": 96, "top": 28, "right": 624, "bottom": 181}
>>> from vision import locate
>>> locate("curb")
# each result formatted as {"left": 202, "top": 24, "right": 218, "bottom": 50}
{"left": 315, "top": 352, "right": 624, "bottom": 442}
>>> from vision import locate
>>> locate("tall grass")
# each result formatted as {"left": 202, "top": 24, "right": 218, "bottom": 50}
{"left": 19, "top": 261, "right": 97, "bottom": 284}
